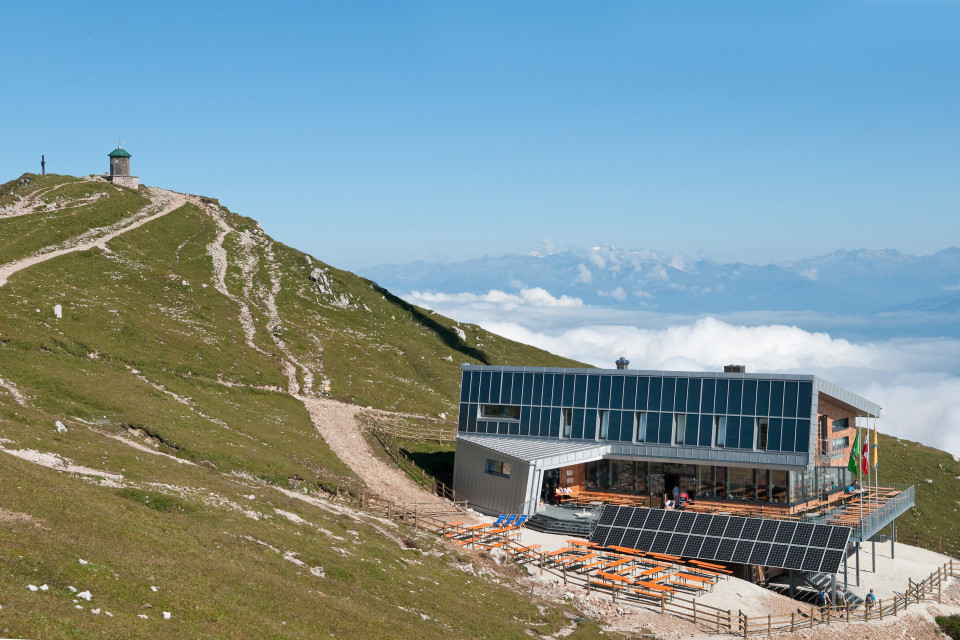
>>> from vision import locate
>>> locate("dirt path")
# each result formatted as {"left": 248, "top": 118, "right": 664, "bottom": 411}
{"left": 0, "top": 187, "right": 187, "bottom": 287}
{"left": 299, "top": 396, "right": 454, "bottom": 508}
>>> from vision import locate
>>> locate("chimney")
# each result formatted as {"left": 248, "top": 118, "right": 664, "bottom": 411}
{"left": 723, "top": 364, "right": 746, "bottom": 373}
{"left": 615, "top": 357, "right": 630, "bottom": 370}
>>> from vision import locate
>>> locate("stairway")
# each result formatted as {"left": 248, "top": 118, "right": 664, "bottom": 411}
{"left": 524, "top": 512, "right": 594, "bottom": 537}
{"left": 802, "top": 571, "right": 864, "bottom": 605}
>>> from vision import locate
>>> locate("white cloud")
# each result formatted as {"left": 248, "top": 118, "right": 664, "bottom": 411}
{"left": 405, "top": 290, "right": 960, "bottom": 456}
{"left": 574, "top": 264, "right": 593, "bottom": 284}
{"left": 598, "top": 286, "right": 627, "bottom": 301}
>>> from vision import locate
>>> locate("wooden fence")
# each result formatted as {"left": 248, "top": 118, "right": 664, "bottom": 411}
{"left": 368, "top": 425, "right": 458, "bottom": 502}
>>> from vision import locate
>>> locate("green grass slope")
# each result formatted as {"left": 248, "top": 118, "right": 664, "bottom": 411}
{"left": 0, "top": 174, "right": 605, "bottom": 639}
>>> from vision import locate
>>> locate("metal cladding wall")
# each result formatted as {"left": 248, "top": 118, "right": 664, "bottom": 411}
{"left": 457, "top": 366, "right": 833, "bottom": 468}
{"left": 452, "top": 438, "right": 532, "bottom": 516}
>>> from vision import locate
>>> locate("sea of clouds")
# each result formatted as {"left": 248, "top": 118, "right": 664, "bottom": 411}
{"left": 408, "top": 287, "right": 960, "bottom": 458}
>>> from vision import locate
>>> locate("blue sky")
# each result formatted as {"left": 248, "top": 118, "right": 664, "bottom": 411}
{"left": 3, "top": 1, "right": 959, "bottom": 270}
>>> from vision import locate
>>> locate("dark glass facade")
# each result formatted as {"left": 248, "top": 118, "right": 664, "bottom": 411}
{"left": 458, "top": 368, "right": 814, "bottom": 455}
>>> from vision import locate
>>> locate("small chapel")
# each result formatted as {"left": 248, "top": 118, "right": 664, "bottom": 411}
{"left": 106, "top": 147, "right": 139, "bottom": 189}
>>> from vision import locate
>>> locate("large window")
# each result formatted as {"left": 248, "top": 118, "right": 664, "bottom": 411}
{"left": 481, "top": 405, "right": 520, "bottom": 420}
{"left": 714, "top": 416, "right": 727, "bottom": 447}
{"left": 674, "top": 414, "right": 686, "bottom": 445}
{"left": 832, "top": 418, "right": 849, "bottom": 432}
{"left": 597, "top": 410, "right": 610, "bottom": 440}
{"left": 757, "top": 418, "right": 769, "bottom": 450}
{"left": 728, "top": 467, "right": 754, "bottom": 500}
{"left": 485, "top": 458, "right": 511, "bottom": 477}
{"left": 634, "top": 412, "right": 647, "bottom": 442}
{"left": 562, "top": 408, "right": 573, "bottom": 437}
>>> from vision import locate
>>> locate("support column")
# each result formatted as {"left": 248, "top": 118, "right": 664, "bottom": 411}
{"left": 891, "top": 520, "right": 896, "bottom": 560}
{"left": 843, "top": 544, "right": 849, "bottom": 590}
{"left": 831, "top": 573, "right": 837, "bottom": 605}
{"left": 788, "top": 570, "right": 796, "bottom": 599}
{"left": 855, "top": 541, "right": 861, "bottom": 586}
{"left": 872, "top": 540, "right": 876, "bottom": 573}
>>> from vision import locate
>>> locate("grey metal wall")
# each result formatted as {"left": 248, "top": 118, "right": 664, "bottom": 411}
{"left": 452, "top": 438, "right": 532, "bottom": 516}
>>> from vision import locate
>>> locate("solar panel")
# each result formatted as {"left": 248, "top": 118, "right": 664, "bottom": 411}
{"left": 683, "top": 535, "right": 705, "bottom": 558}
{"left": 715, "top": 539, "right": 737, "bottom": 562}
{"left": 732, "top": 540, "right": 754, "bottom": 564}
{"left": 801, "top": 548, "right": 825, "bottom": 572}
{"left": 628, "top": 508, "right": 649, "bottom": 529}
{"left": 638, "top": 531, "right": 656, "bottom": 549}
{"left": 810, "top": 525, "right": 831, "bottom": 548}
{"left": 722, "top": 517, "right": 745, "bottom": 539}
{"left": 757, "top": 520, "right": 780, "bottom": 542}
{"left": 621, "top": 529, "right": 641, "bottom": 550}
{"left": 651, "top": 532, "right": 672, "bottom": 553}
{"left": 740, "top": 519, "right": 762, "bottom": 540}
{"left": 645, "top": 510, "right": 665, "bottom": 530}
{"left": 598, "top": 507, "right": 618, "bottom": 526}
{"left": 661, "top": 510, "right": 682, "bottom": 531}
{"left": 700, "top": 536, "right": 720, "bottom": 559}
{"left": 675, "top": 512, "right": 697, "bottom": 533}
{"left": 691, "top": 514, "right": 712, "bottom": 535}
{"left": 828, "top": 527, "right": 850, "bottom": 550}
{"left": 613, "top": 508, "right": 633, "bottom": 527}
{"left": 606, "top": 527, "right": 626, "bottom": 548}
{"left": 749, "top": 542, "right": 771, "bottom": 566}
{"left": 667, "top": 534, "right": 689, "bottom": 556}
{"left": 707, "top": 515, "right": 729, "bottom": 537}
{"left": 774, "top": 522, "right": 797, "bottom": 544}
{"left": 784, "top": 546, "right": 805, "bottom": 570}
{"left": 821, "top": 550, "right": 844, "bottom": 573}
{"left": 767, "top": 544, "right": 789, "bottom": 567}
{"left": 792, "top": 523, "right": 814, "bottom": 546}
{"left": 589, "top": 507, "right": 855, "bottom": 574}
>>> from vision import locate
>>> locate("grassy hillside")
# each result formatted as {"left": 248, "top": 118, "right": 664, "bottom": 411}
{"left": 0, "top": 173, "right": 605, "bottom": 640}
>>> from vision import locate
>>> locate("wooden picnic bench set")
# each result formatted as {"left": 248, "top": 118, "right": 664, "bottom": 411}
{"left": 441, "top": 514, "right": 529, "bottom": 549}
{"left": 538, "top": 539, "right": 733, "bottom": 603}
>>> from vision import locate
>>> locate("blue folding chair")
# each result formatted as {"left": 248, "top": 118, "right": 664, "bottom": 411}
{"left": 492, "top": 514, "right": 508, "bottom": 527}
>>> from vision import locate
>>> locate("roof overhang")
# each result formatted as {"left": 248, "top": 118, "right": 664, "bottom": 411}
{"left": 456, "top": 434, "right": 612, "bottom": 469}
{"left": 814, "top": 376, "right": 881, "bottom": 418}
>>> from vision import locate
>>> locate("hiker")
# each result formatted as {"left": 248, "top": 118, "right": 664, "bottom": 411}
{"left": 836, "top": 590, "right": 847, "bottom": 617}
{"left": 816, "top": 588, "right": 828, "bottom": 611}
{"left": 866, "top": 588, "right": 876, "bottom": 609}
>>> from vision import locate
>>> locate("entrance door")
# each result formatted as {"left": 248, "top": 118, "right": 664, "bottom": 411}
{"left": 664, "top": 473, "right": 679, "bottom": 505}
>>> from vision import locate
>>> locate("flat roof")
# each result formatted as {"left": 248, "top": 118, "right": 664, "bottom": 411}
{"left": 457, "top": 433, "right": 612, "bottom": 467}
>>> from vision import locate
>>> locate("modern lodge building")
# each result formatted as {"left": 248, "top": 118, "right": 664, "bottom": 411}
{"left": 452, "top": 362, "right": 913, "bottom": 545}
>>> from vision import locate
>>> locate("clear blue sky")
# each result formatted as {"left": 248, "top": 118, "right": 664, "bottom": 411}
{"left": 3, "top": 1, "right": 958, "bottom": 270}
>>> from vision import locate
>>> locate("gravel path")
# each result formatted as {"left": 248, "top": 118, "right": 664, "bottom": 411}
{"left": 0, "top": 186, "right": 187, "bottom": 287}
{"left": 299, "top": 396, "right": 454, "bottom": 508}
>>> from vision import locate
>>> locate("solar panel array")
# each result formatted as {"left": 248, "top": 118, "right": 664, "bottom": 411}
{"left": 590, "top": 506, "right": 850, "bottom": 574}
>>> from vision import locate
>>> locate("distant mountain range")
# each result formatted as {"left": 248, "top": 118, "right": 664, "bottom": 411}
{"left": 360, "top": 247, "right": 960, "bottom": 316}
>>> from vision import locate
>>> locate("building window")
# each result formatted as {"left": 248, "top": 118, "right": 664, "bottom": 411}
{"left": 714, "top": 416, "right": 727, "bottom": 447}
{"left": 562, "top": 408, "right": 573, "bottom": 437}
{"left": 597, "top": 410, "right": 610, "bottom": 440}
{"left": 481, "top": 405, "right": 520, "bottom": 420}
{"left": 757, "top": 418, "right": 769, "bottom": 450}
{"left": 634, "top": 412, "right": 647, "bottom": 442}
{"left": 832, "top": 436, "right": 849, "bottom": 452}
{"left": 832, "top": 417, "right": 849, "bottom": 432}
{"left": 485, "top": 458, "right": 511, "bottom": 477}
{"left": 674, "top": 414, "right": 686, "bottom": 445}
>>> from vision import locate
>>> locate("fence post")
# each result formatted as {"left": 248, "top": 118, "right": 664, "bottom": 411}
{"left": 742, "top": 612, "right": 748, "bottom": 639}
{"left": 790, "top": 612, "right": 795, "bottom": 632}
{"left": 414, "top": 504, "right": 418, "bottom": 529}
{"left": 660, "top": 595, "right": 665, "bottom": 615}
{"left": 827, "top": 606, "right": 831, "bottom": 625}
{"left": 767, "top": 614, "right": 771, "bottom": 636}
{"left": 809, "top": 607, "right": 814, "bottom": 629}
{"left": 845, "top": 604, "right": 850, "bottom": 624}
{"left": 539, "top": 553, "right": 544, "bottom": 576}
{"left": 692, "top": 600, "right": 697, "bottom": 625}
{"left": 939, "top": 537, "right": 943, "bottom": 553}
{"left": 562, "top": 565, "right": 567, "bottom": 585}
{"left": 894, "top": 595, "right": 898, "bottom": 616}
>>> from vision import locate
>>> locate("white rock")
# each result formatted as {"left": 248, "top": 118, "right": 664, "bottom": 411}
{"left": 39, "top": 584, "right": 49, "bottom": 591}
{"left": 201, "top": 283, "right": 208, "bottom": 288}
{"left": 92, "top": 608, "right": 101, "bottom": 615}
{"left": 150, "top": 585, "right": 158, "bottom": 592}
{"left": 162, "top": 611, "right": 171, "bottom": 619}
{"left": 54, "top": 304, "right": 63, "bottom": 319}
{"left": 68, "top": 586, "right": 77, "bottom": 592}
{"left": 76, "top": 605, "right": 84, "bottom": 610}
{"left": 181, "top": 280, "right": 189, "bottom": 286}
{"left": 27, "top": 584, "right": 38, "bottom": 591}
{"left": 926, "top": 478, "right": 933, "bottom": 484}
{"left": 438, "top": 413, "right": 446, "bottom": 420}
{"left": 77, "top": 590, "right": 92, "bottom": 601}
{"left": 105, "top": 611, "right": 113, "bottom": 617}
{"left": 56, "top": 421, "right": 67, "bottom": 434}
{"left": 138, "top": 614, "right": 149, "bottom": 619}
{"left": 78, "top": 558, "right": 88, "bottom": 565}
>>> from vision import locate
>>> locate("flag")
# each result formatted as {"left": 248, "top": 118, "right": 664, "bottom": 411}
{"left": 848, "top": 431, "right": 860, "bottom": 475}
{"left": 872, "top": 423, "right": 879, "bottom": 469}
{"left": 861, "top": 440, "right": 869, "bottom": 475}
